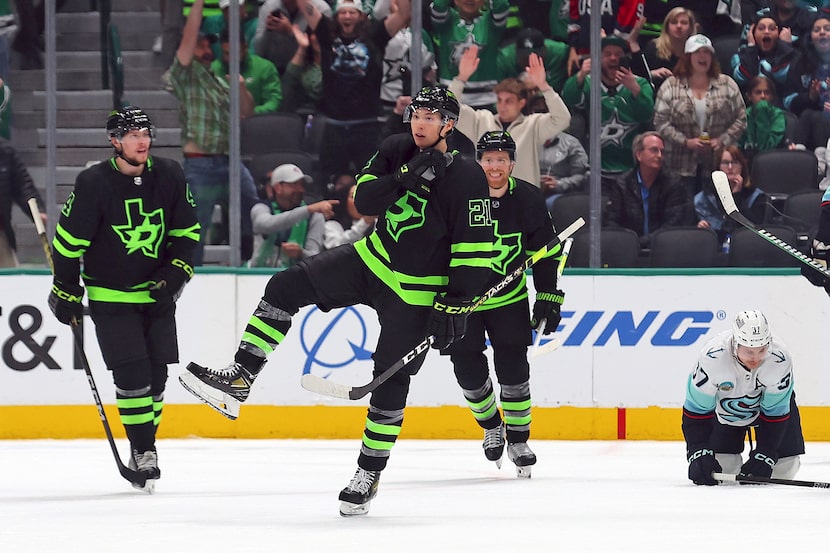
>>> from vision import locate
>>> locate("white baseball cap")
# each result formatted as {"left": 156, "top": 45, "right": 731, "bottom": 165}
{"left": 219, "top": 0, "right": 245, "bottom": 9}
{"left": 335, "top": 0, "right": 365, "bottom": 13}
{"left": 271, "top": 164, "right": 312, "bottom": 185}
{"left": 685, "top": 34, "right": 715, "bottom": 54}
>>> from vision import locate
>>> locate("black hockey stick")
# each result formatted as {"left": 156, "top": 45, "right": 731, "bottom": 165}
{"left": 712, "top": 171, "right": 830, "bottom": 278}
{"left": 713, "top": 472, "right": 830, "bottom": 489}
{"left": 300, "top": 217, "right": 586, "bottom": 400}
{"left": 30, "top": 199, "right": 147, "bottom": 488}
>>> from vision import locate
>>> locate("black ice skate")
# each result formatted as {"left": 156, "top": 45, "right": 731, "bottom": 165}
{"left": 129, "top": 449, "right": 160, "bottom": 493}
{"left": 338, "top": 467, "right": 381, "bottom": 516}
{"left": 507, "top": 442, "right": 537, "bottom": 478}
{"left": 178, "top": 361, "right": 258, "bottom": 420}
{"left": 483, "top": 422, "right": 506, "bottom": 468}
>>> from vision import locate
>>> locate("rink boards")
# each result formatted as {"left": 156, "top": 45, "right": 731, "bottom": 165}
{"left": 2, "top": 268, "right": 829, "bottom": 440}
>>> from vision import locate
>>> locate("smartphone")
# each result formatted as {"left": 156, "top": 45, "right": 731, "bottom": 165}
{"left": 619, "top": 55, "right": 631, "bottom": 70}
{"left": 271, "top": 8, "right": 288, "bottom": 18}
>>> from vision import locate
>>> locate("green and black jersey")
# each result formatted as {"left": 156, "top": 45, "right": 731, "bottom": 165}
{"left": 52, "top": 156, "right": 200, "bottom": 304}
{"left": 480, "top": 176, "right": 562, "bottom": 311}
{"left": 354, "top": 134, "right": 494, "bottom": 307}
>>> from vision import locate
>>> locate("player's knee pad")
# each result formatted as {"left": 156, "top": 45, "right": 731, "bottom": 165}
{"left": 111, "top": 357, "right": 153, "bottom": 391}
{"left": 263, "top": 265, "right": 313, "bottom": 313}
{"left": 450, "top": 351, "right": 489, "bottom": 389}
{"left": 492, "top": 345, "right": 529, "bottom": 384}
{"left": 715, "top": 453, "right": 742, "bottom": 475}
{"left": 772, "top": 455, "right": 801, "bottom": 479}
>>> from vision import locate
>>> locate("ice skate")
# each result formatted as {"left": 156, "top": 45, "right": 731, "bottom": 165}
{"left": 179, "top": 361, "right": 257, "bottom": 420}
{"left": 507, "top": 442, "right": 537, "bottom": 478}
{"left": 483, "top": 423, "right": 506, "bottom": 468}
{"left": 338, "top": 467, "right": 381, "bottom": 517}
{"left": 129, "top": 449, "right": 160, "bottom": 493}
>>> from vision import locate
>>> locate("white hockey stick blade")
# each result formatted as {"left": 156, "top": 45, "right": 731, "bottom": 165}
{"left": 531, "top": 337, "right": 562, "bottom": 357}
{"left": 531, "top": 318, "right": 546, "bottom": 355}
{"left": 712, "top": 171, "right": 830, "bottom": 278}
{"left": 300, "top": 374, "right": 352, "bottom": 400}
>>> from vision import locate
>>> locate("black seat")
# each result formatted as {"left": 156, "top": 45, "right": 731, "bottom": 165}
{"left": 728, "top": 225, "right": 800, "bottom": 267}
{"left": 569, "top": 228, "right": 641, "bottom": 268}
{"left": 241, "top": 112, "right": 306, "bottom": 158}
{"left": 750, "top": 149, "right": 819, "bottom": 201}
{"left": 781, "top": 189, "right": 823, "bottom": 235}
{"left": 549, "top": 192, "right": 608, "bottom": 236}
{"left": 783, "top": 111, "right": 798, "bottom": 147}
{"left": 649, "top": 227, "right": 720, "bottom": 267}
{"left": 712, "top": 34, "right": 740, "bottom": 74}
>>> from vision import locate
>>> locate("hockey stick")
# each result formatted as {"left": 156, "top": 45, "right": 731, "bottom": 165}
{"left": 712, "top": 171, "right": 830, "bottom": 278}
{"left": 301, "top": 217, "right": 586, "bottom": 400}
{"left": 30, "top": 199, "right": 146, "bottom": 488}
{"left": 713, "top": 472, "right": 830, "bottom": 489}
{"left": 531, "top": 237, "right": 573, "bottom": 358}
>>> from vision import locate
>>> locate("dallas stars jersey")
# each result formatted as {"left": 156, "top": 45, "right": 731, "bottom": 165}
{"left": 354, "top": 133, "right": 493, "bottom": 306}
{"left": 479, "top": 176, "right": 561, "bottom": 311}
{"left": 431, "top": 0, "right": 508, "bottom": 108}
{"left": 52, "top": 156, "right": 200, "bottom": 303}
{"left": 561, "top": 74, "right": 654, "bottom": 174}
{"left": 684, "top": 330, "right": 794, "bottom": 429}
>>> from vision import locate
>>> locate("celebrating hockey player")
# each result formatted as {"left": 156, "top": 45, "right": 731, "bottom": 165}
{"left": 47, "top": 107, "right": 200, "bottom": 492}
{"left": 180, "top": 86, "right": 494, "bottom": 515}
{"left": 682, "top": 310, "right": 804, "bottom": 486}
{"left": 445, "top": 130, "right": 564, "bottom": 478}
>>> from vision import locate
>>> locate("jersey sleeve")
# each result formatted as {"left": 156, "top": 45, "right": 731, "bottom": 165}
{"left": 160, "top": 161, "right": 200, "bottom": 267}
{"left": 681, "top": 357, "right": 719, "bottom": 451}
{"left": 526, "top": 187, "right": 561, "bottom": 292}
{"left": 51, "top": 170, "right": 102, "bottom": 285}
{"left": 354, "top": 136, "right": 412, "bottom": 215}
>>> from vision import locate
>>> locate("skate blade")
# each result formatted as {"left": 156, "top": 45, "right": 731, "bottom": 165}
{"left": 339, "top": 500, "right": 371, "bottom": 517}
{"left": 495, "top": 457, "right": 503, "bottom": 469}
{"left": 132, "top": 478, "right": 157, "bottom": 494}
{"left": 179, "top": 372, "right": 240, "bottom": 420}
{"left": 515, "top": 465, "right": 532, "bottom": 478}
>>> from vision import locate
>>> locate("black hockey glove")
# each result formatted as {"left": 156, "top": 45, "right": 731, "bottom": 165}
{"left": 394, "top": 149, "right": 449, "bottom": 198}
{"left": 48, "top": 279, "right": 84, "bottom": 326}
{"left": 149, "top": 258, "right": 194, "bottom": 303}
{"left": 428, "top": 294, "right": 475, "bottom": 350}
{"left": 531, "top": 290, "right": 564, "bottom": 335}
{"left": 801, "top": 244, "right": 830, "bottom": 292}
{"left": 739, "top": 450, "right": 777, "bottom": 483}
{"left": 687, "top": 448, "right": 721, "bottom": 486}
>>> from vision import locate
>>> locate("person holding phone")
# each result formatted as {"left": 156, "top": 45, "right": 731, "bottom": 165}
{"left": 254, "top": 0, "right": 332, "bottom": 74}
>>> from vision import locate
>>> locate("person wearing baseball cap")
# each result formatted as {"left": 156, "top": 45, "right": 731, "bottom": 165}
{"left": 496, "top": 28, "right": 568, "bottom": 93}
{"left": 201, "top": 0, "right": 257, "bottom": 61}
{"left": 248, "top": 163, "right": 337, "bottom": 268}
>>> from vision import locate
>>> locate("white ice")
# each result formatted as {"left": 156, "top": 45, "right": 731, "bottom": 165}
{"left": 2, "top": 439, "right": 828, "bottom": 552}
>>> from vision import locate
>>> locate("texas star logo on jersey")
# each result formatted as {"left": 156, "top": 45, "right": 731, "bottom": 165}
{"left": 111, "top": 198, "right": 165, "bottom": 258}
{"left": 490, "top": 220, "right": 521, "bottom": 276}
{"left": 385, "top": 192, "right": 427, "bottom": 241}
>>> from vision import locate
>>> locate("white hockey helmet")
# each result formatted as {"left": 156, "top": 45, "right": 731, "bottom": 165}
{"left": 732, "top": 310, "right": 771, "bottom": 348}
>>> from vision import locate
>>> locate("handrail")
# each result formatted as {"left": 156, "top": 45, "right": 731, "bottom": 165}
{"left": 98, "top": 0, "right": 111, "bottom": 89}
{"left": 107, "top": 22, "right": 125, "bottom": 108}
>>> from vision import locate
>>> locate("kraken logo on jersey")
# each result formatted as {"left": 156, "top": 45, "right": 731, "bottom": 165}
{"left": 490, "top": 220, "right": 521, "bottom": 275}
{"left": 719, "top": 393, "right": 761, "bottom": 423}
{"left": 112, "top": 198, "right": 165, "bottom": 258}
{"left": 385, "top": 192, "right": 427, "bottom": 241}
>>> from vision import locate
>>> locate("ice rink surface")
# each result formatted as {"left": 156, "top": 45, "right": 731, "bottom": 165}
{"left": 2, "top": 439, "right": 829, "bottom": 552}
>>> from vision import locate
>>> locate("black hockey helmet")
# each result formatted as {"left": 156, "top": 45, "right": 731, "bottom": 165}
{"left": 403, "top": 86, "right": 460, "bottom": 125}
{"left": 476, "top": 130, "right": 516, "bottom": 161}
{"left": 106, "top": 106, "right": 156, "bottom": 142}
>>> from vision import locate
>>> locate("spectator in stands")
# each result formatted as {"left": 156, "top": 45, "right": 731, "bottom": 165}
{"left": 254, "top": 0, "right": 331, "bottom": 75}
{"left": 201, "top": 0, "right": 258, "bottom": 62}
{"left": 297, "top": 0, "right": 411, "bottom": 178}
{"left": 324, "top": 183, "right": 376, "bottom": 249}
{"left": 628, "top": 7, "right": 698, "bottom": 91}
{"left": 695, "top": 145, "right": 767, "bottom": 246}
{"left": 0, "top": 136, "right": 46, "bottom": 268}
{"left": 168, "top": 0, "right": 260, "bottom": 265}
{"left": 450, "top": 46, "right": 571, "bottom": 185}
{"left": 249, "top": 163, "right": 336, "bottom": 267}
{"left": 604, "top": 131, "right": 693, "bottom": 251}
{"left": 0, "top": 0, "right": 16, "bottom": 80}
{"left": 740, "top": 75, "right": 789, "bottom": 161}
{"left": 431, "top": 0, "right": 509, "bottom": 109}
{"left": 653, "top": 34, "right": 746, "bottom": 199}
{"left": 790, "top": 14, "right": 830, "bottom": 151}
{"left": 732, "top": 14, "right": 802, "bottom": 110}
{"left": 562, "top": 36, "right": 654, "bottom": 188}
{"left": 496, "top": 28, "right": 568, "bottom": 93}
{"left": 565, "top": 0, "right": 644, "bottom": 76}
{"left": 11, "top": 0, "right": 69, "bottom": 70}
{"left": 213, "top": 27, "right": 283, "bottom": 113}
{"left": 280, "top": 23, "right": 323, "bottom": 114}
{"left": 539, "top": 132, "right": 589, "bottom": 211}
{"left": 743, "top": 0, "right": 817, "bottom": 49}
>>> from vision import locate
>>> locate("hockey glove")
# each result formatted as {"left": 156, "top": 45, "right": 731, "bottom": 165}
{"left": 531, "top": 290, "right": 564, "bottom": 335}
{"left": 739, "top": 450, "right": 777, "bottom": 483}
{"left": 149, "top": 257, "right": 194, "bottom": 303}
{"left": 428, "top": 294, "right": 475, "bottom": 350}
{"left": 48, "top": 279, "right": 84, "bottom": 326}
{"left": 801, "top": 243, "right": 830, "bottom": 292}
{"left": 687, "top": 448, "right": 721, "bottom": 486}
{"left": 394, "top": 149, "right": 448, "bottom": 198}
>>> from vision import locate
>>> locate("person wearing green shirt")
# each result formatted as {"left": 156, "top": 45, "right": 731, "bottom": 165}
{"left": 496, "top": 27, "right": 568, "bottom": 93}
{"left": 212, "top": 27, "right": 283, "bottom": 113}
{"left": 201, "top": 0, "right": 258, "bottom": 61}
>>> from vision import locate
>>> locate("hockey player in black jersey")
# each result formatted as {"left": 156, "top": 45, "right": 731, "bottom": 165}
{"left": 47, "top": 106, "right": 200, "bottom": 492}
{"left": 445, "top": 131, "right": 565, "bottom": 478}
{"left": 180, "top": 86, "right": 494, "bottom": 515}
